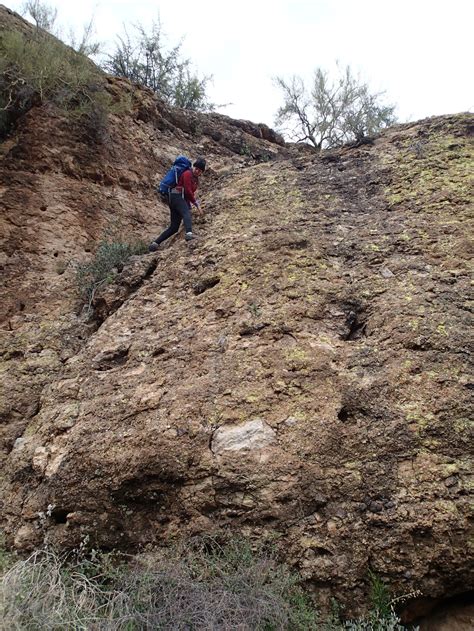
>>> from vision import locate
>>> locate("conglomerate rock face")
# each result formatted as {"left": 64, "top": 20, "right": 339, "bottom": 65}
{"left": 0, "top": 7, "right": 473, "bottom": 616}
{"left": 0, "top": 3, "right": 285, "bottom": 471}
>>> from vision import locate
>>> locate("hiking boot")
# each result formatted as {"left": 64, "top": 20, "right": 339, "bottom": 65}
{"left": 185, "top": 232, "right": 194, "bottom": 241}
{"left": 149, "top": 242, "right": 160, "bottom": 252}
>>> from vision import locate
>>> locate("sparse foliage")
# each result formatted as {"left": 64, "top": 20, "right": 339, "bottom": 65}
{"left": 103, "top": 20, "right": 214, "bottom": 112}
{"left": 275, "top": 65, "right": 396, "bottom": 150}
{"left": 21, "top": 0, "right": 57, "bottom": 32}
{"left": 75, "top": 238, "right": 148, "bottom": 309}
{"left": 0, "top": 3, "right": 125, "bottom": 142}
{"left": 21, "top": 0, "right": 101, "bottom": 57}
{"left": 1, "top": 539, "right": 319, "bottom": 630}
{"left": 0, "top": 27, "right": 110, "bottom": 138}
{"left": 66, "top": 17, "right": 101, "bottom": 58}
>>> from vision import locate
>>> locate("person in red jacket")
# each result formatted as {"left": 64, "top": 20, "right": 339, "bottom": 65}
{"left": 149, "top": 158, "right": 206, "bottom": 251}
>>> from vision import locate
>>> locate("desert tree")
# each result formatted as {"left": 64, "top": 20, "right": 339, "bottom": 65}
{"left": 274, "top": 64, "right": 396, "bottom": 150}
{"left": 103, "top": 20, "right": 213, "bottom": 112}
{"left": 20, "top": 0, "right": 58, "bottom": 32}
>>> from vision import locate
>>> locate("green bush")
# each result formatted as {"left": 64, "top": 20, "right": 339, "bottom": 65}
{"left": 0, "top": 29, "right": 112, "bottom": 138}
{"left": 368, "top": 570, "right": 392, "bottom": 618}
{"left": 75, "top": 238, "right": 148, "bottom": 308}
{"left": 103, "top": 20, "right": 214, "bottom": 112}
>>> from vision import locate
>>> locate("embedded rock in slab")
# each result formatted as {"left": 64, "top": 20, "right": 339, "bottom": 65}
{"left": 211, "top": 419, "right": 277, "bottom": 454}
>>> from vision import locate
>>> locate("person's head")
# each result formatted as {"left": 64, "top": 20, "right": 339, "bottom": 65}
{"left": 193, "top": 158, "right": 206, "bottom": 176}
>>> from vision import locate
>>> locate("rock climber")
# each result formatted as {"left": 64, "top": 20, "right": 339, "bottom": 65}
{"left": 149, "top": 158, "right": 206, "bottom": 251}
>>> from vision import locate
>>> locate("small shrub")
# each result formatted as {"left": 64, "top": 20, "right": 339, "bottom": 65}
{"left": 342, "top": 610, "right": 413, "bottom": 631}
{"left": 239, "top": 140, "right": 253, "bottom": 156}
{"left": 338, "top": 572, "right": 418, "bottom": 631}
{"left": 369, "top": 569, "right": 392, "bottom": 618}
{"left": 248, "top": 302, "right": 261, "bottom": 318}
{"left": 75, "top": 238, "right": 148, "bottom": 308}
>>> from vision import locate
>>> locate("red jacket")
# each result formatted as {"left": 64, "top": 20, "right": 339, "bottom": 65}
{"left": 177, "top": 169, "right": 199, "bottom": 206}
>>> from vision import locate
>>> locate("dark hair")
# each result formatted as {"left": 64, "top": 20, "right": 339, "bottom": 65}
{"left": 193, "top": 158, "right": 206, "bottom": 172}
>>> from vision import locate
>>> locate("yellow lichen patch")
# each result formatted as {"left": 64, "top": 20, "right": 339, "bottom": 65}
{"left": 453, "top": 418, "right": 473, "bottom": 434}
{"left": 382, "top": 127, "right": 473, "bottom": 212}
{"left": 436, "top": 323, "right": 448, "bottom": 336}
{"left": 284, "top": 348, "right": 312, "bottom": 372}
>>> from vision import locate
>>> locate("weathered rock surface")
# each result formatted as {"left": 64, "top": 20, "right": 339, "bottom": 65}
{"left": 1, "top": 4, "right": 473, "bottom": 619}
{"left": 0, "top": 4, "right": 286, "bottom": 473}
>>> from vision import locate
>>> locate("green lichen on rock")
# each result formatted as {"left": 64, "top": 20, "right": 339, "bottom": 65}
{"left": 383, "top": 114, "right": 473, "bottom": 214}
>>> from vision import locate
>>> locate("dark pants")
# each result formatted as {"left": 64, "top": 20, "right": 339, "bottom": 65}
{"left": 154, "top": 193, "right": 192, "bottom": 244}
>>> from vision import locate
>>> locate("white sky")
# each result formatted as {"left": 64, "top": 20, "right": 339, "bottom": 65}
{"left": 4, "top": 0, "right": 474, "bottom": 126}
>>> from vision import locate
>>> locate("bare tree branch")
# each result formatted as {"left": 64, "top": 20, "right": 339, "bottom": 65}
{"left": 274, "top": 65, "right": 397, "bottom": 150}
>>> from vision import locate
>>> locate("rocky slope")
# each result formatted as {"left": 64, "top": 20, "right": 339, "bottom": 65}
{"left": 0, "top": 4, "right": 284, "bottom": 471}
{"left": 1, "top": 4, "right": 473, "bottom": 621}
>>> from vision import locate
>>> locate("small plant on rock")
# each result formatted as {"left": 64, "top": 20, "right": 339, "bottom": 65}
{"left": 75, "top": 238, "right": 148, "bottom": 309}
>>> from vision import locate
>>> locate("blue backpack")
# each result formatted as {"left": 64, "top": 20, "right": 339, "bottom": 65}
{"left": 158, "top": 155, "right": 192, "bottom": 196}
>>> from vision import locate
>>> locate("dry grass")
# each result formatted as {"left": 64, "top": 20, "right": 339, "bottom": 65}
{"left": 0, "top": 538, "right": 415, "bottom": 630}
{"left": 0, "top": 539, "right": 318, "bottom": 630}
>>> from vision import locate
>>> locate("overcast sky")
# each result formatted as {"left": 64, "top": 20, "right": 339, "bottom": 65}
{"left": 4, "top": 0, "right": 473, "bottom": 127}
